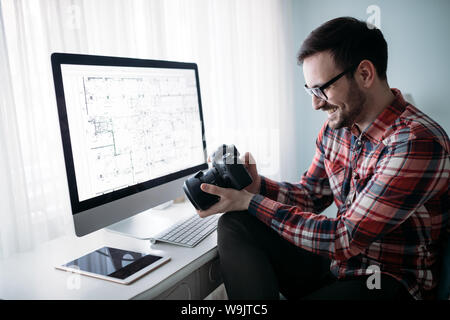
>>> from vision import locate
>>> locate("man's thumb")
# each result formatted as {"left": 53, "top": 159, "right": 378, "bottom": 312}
{"left": 201, "top": 183, "right": 218, "bottom": 195}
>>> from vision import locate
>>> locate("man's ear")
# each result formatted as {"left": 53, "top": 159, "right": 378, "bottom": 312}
{"left": 355, "top": 60, "right": 376, "bottom": 88}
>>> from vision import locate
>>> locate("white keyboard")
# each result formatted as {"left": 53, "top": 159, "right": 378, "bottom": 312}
{"left": 150, "top": 214, "right": 220, "bottom": 247}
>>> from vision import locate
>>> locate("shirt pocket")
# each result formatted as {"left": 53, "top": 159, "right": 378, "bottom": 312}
{"left": 324, "top": 159, "right": 347, "bottom": 202}
{"left": 354, "top": 168, "right": 375, "bottom": 194}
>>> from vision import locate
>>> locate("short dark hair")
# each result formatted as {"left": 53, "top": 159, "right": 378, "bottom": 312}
{"left": 298, "top": 17, "right": 388, "bottom": 80}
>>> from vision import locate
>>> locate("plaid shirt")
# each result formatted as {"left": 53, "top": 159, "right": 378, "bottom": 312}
{"left": 248, "top": 89, "right": 450, "bottom": 300}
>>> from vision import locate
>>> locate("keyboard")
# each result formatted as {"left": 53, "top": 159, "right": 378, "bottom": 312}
{"left": 150, "top": 214, "right": 220, "bottom": 248}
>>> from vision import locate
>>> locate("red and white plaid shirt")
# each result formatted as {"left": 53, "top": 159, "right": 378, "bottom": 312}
{"left": 248, "top": 89, "right": 450, "bottom": 300}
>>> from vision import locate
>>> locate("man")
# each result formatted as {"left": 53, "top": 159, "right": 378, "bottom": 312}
{"left": 197, "top": 17, "right": 450, "bottom": 300}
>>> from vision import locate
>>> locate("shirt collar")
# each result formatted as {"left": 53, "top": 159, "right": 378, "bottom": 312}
{"left": 349, "top": 88, "right": 408, "bottom": 144}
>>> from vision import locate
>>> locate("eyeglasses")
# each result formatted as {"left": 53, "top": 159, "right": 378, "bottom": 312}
{"left": 304, "top": 65, "right": 357, "bottom": 101}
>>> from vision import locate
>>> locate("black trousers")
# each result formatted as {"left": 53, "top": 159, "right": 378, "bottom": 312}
{"left": 217, "top": 211, "right": 413, "bottom": 300}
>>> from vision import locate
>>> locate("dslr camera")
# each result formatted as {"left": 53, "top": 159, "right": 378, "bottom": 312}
{"left": 183, "top": 144, "right": 253, "bottom": 211}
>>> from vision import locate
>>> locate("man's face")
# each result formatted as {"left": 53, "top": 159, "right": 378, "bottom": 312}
{"left": 303, "top": 51, "right": 366, "bottom": 130}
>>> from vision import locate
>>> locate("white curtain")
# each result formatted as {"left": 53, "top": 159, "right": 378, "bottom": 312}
{"left": 0, "top": 0, "right": 295, "bottom": 258}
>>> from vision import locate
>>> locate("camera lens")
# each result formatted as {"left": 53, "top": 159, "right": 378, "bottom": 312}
{"left": 183, "top": 169, "right": 221, "bottom": 210}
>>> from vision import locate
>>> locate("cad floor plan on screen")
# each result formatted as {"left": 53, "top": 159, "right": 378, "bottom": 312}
{"left": 61, "top": 64, "right": 204, "bottom": 202}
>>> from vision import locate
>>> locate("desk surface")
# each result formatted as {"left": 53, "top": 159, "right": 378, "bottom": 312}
{"left": 0, "top": 201, "right": 219, "bottom": 300}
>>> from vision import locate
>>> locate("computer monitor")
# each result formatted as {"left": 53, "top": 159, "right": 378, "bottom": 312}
{"left": 51, "top": 53, "right": 208, "bottom": 238}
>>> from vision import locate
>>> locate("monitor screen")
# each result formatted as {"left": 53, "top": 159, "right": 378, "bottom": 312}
{"left": 51, "top": 53, "right": 208, "bottom": 236}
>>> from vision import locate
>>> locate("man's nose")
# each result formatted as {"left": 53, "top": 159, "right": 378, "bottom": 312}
{"left": 312, "top": 95, "right": 326, "bottom": 110}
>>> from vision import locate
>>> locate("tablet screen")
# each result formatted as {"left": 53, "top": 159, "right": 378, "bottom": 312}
{"left": 62, "top": 246, "right": 163, "bottom": 280}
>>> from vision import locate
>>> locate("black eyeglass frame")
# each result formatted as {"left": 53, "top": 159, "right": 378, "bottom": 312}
{"left": 304, "top": 64, "right": 358, "bottom": 101}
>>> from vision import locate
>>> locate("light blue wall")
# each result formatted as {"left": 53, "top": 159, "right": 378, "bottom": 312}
{"left": 290, "top": 0, "right": 450, "bottom": 216}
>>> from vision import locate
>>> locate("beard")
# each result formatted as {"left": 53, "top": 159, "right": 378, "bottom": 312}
{"left": 326, "top": 80, "right": 366, "bottom": 130}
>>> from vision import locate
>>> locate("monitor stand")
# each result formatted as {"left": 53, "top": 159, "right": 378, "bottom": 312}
{"left": 106, "top": 199, "right": 191, "bottom": 240}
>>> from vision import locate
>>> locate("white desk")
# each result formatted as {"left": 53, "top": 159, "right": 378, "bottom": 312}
{"left": 0, "top": 201, "right": 223, "bottom": 300}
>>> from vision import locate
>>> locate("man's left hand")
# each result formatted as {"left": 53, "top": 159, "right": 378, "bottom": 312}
{"left": 196, "top": 183, "right": 254, "bottom": 218}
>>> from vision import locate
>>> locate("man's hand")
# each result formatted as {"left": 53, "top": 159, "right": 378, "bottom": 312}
{"left": 196, "top": 183, "right": 254, "bottom": 218}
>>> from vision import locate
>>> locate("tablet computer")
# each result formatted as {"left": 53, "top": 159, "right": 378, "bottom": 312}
{"left": 56, "top": 246, "right": 170, "bottom": 285}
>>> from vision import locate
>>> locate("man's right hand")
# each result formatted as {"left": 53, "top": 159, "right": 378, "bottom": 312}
{"left": 241, "top": 152, "right": 261, "bottom": 194}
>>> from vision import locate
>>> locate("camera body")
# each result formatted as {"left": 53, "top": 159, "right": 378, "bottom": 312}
{"left": 183, "top": 145, "right": 253, "bottom": 210}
